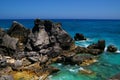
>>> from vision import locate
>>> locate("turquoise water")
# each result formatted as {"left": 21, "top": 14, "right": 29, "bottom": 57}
{"left": 49, "top": 53, "right": 120, "bottom": 80}
{"left": 0, "top": 19, "right": 120, "bottom": 80}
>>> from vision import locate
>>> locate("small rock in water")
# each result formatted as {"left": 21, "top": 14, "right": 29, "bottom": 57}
{"left": 74, "top": 33, "right": 86, "bottom": 41}
{"left": 107, "top": 45, "right": 118, "bottom": 52}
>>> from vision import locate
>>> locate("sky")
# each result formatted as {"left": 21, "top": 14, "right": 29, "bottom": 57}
{"left": 0, "top": 0, "right": 120, "bottom": 19}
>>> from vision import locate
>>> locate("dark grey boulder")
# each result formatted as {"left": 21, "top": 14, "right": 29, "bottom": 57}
{"left": 7, "top": 21, "right": 30, "bottom": 43}
{"left": 72, "top": 54, "right": 93, "bottom": 65}
{"left": 88, "top": 49, "right": 102, "bottom": 55}
{"left": 107, "top": 45, "right": 117, "bottom": 52}
{"left": 87, "top": 40, "right": 105, "bottom": 51}
{"left": 0, "top": 29, "right": 18, "bottom": 56}
{"left": 1, "top": 34, "right": 18, "bottom": 50}
{"left": 74, "top": 33, "right": 86, "bottom": 41}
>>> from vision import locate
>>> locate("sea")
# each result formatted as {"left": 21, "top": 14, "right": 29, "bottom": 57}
{"left": 0, "top": 19, "right": 120, "bottom": 80}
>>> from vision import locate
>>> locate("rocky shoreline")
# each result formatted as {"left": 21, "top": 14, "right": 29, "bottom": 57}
{"left": 0, "top": 19, "right": 118, "bottom": 80}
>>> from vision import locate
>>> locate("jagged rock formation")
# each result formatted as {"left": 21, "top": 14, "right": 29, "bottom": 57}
{"left": 0, "top": 29, "right": 18, "bottom": 56}
{"left": 25, "top": 19, "right": 74, "bottom": 58}
{"left": 0, "top": 19, "right": 111, "bottom": 79}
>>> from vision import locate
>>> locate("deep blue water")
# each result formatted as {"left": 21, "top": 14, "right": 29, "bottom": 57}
{"left": 0, "top": 19, "right": 120, "bottom": 80}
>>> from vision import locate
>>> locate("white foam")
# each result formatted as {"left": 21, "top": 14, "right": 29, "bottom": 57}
{"left": 116, "top": 50, "right": 120, "bottom": 53}
{"left": 69, "top": 69, "right": 75, "bottom": 72}
{"left": 79, "top": 67, "right": 84, "bottom": 70}
{"left": 104, "top": 47, "right": 107, "bottom": 52}
{"left": 58, "top": 63, "right": 62, "bottom": 66}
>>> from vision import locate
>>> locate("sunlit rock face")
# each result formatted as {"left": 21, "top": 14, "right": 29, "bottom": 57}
{"left": 25, "top": 19, "right": 74, "bottom": 58}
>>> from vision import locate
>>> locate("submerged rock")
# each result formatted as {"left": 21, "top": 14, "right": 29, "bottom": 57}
{"left": 109, "top": 73, "right": 120, "bottom": 80}
{"left": 107, "top": 45, "right": 117, "bottom": 52}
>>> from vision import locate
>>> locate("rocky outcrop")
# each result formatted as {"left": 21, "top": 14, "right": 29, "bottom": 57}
{"left": 25, "top": 19, "right": 74, "bottom": 58}
{"left": 74, "top": 33, "right": 86, "bottom": 41}
{"left": 72, "top": 54, "right": 93, "bottom": 65}
{"left": 75, "top": 40, "right": 104, "bottom": 55}
{"left": 107, "top": 45, "right": 117, "bottom": 52}
{"left": 87, "top": 40, "right": 105, "bottom": 51}
{"left": 0, "top": 29, "right": 18, "bottom": 56}
{"left": 0, "top": 19, "right": 108, "bottom": 80}
{"left": 7, "top": 21, "right": 30, "bottom": 43}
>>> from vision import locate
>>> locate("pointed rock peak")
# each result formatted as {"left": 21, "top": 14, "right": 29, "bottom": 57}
{"left": 34, "top": 19, "right": 44, "bottom": 26}
{"left": 12, "top": 21, "right": 25, "bottom": 28}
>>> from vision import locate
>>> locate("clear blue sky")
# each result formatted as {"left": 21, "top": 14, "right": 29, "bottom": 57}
{"left": 0, "top": 0, "right": 120, "bottom": 19}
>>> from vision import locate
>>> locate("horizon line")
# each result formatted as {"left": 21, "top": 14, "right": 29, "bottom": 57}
{"left": 0, "top": 18, "right": 120, "bottom": 20}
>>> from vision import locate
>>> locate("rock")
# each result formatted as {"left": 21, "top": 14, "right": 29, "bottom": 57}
{"left": 31, "top": 19, "right": 50, "bottom": 50}
{"left": 26, "top": 51, "right": 39, "bottom": 57}
{"left": 80, "top": 69, "right": 93, "bottom": 75}
{"left": 32, "top": 19, "right": 44, "bottom": 33}
{"left": 72, "top": 54, "right": 93, "bottom": 65}
{"left": 88, "top": 49, "right": 102, "bottom": 55}
{"left": 47, "top": 66, "right": 60, "bottom": 74}
{"left": 13, "top": 51, "right": 25, "bottom": 59}
{"left": 109, "top": 73, "right": 120, "bottom": 80}
{"left": 0, "top": 75, "right": 14, "bottom": 80}
{"left": 44, "top": 20, "right": 53, "bottom": 36}
{"left": 39, "top": 55, "right": 48, "bottom": 65}
{"left": 75, "top": 46, "right": 103, "bottom": 55}
{"left": 22, "top": 58, "right": 31, "bottom": 66}
{"left": 7, "top": 21, "right": 30, "bottom": 43}
{"left": 57, "top": 52, "right": 76, "bottom": 64}
{"left": 57, "top": 31, "right": 73, "bottom": 50}
{"left": 87, "top": 40, "right": 105, "bottom": 53}
{"left": 48, "top": 43, "right": 62, "bottom": 58}
{"left": 52, "top": 23, "right": 74, "bottom": 50}
{"left": 39, "top": 47, "right": 52, "bottom": 55}
{"left": 0, "top": 29, "right": 18, "bottom": 56}
{"left": 107, "top": 45, "right": 117, "bottom": 52}
{"left": 26, "top": 19, "right": 74, "bottom": 54}
{"left": 27, "top": 56, "right": 39, "bottom": 63}
{"left": 88, "top": 40, "right": 105, "bottom": 50}
{"left": 0, "top": 58, "right": 7, "bottom": 68}
{"left": 12, "top": 60, "right": 22, "bottom": 69}
{"left": 74, "top": 33, "right": 86, "bottom": 41}
{"left": 75, "top": 46, "right": 88, "bottom": 53}
{"left": 1, "top": 34, "right": 18, "bottom": 50}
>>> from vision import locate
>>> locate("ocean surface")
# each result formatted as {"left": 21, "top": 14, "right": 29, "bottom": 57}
{"left": 0, "top": 19, "right": 120, "bottom": 80}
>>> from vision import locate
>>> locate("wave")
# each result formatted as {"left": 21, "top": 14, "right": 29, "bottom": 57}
{"left": 75, "top": 39, "right": 93, "bottom": 47}
{"left": 116, "top": 50, "right": 120, "bottom": 53}
{"left": 78, "top": 67, "right": 84, "bottom": 70}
